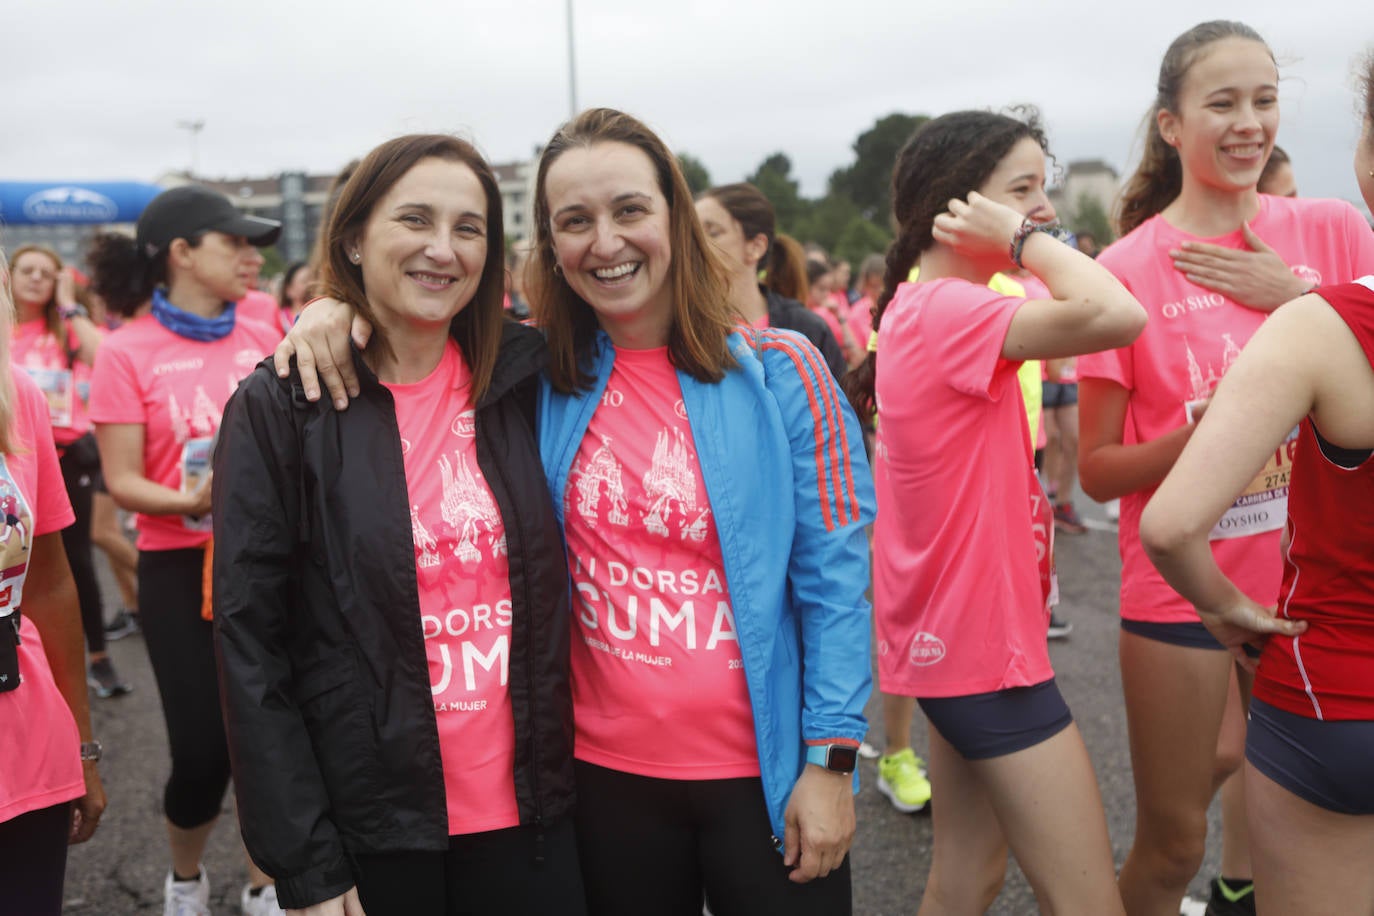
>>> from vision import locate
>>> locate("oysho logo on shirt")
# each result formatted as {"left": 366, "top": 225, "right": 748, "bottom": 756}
{"left": 908, "top": 632, "right": 946, "bottom": 666}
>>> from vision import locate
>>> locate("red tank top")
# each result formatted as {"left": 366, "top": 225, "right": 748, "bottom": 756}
{"left": 1256, "top": 278, "right": 1374, "bottom": 720}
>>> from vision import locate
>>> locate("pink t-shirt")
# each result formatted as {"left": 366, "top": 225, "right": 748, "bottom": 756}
{"left": 564, "top": 347, "right": 757, "bottom": 779}
{"left": 384, "top": 340, "right": 518, "bottom": 836}
{"left": 847, "top": 296, "right": 874, "bottom": 348}
{"left": 238, "top": 290, "right": 283, "bottom": 336}
{"left": 1079, "top": 196, "right": 1374, "bottom": 624}
{"left": 88, "top": 315, "right": 279, "bottom": 551}
{"left": 873, "top": 279, "right": 1055, "bottom": 697}
{"left": 810, "top": 304, "right": 847, "bottom": 351}
{"left": 12, "top": 319, "right": 94, "bottom": 446}
{"left": 0, "top": 368, "right": 81, "bottom": 823}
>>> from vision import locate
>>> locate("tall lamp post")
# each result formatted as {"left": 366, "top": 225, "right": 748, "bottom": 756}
{"left": 176, "top": 119, "right": 205, "bottom": 177}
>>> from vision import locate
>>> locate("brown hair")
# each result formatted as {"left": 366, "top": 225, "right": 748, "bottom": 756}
{"left": 308, "top": 158, "right": 360, "bottom": 281}
{"left": 697, "top": 182, "right": 810, "bottom": 303}
{"left": 0, "top": 253, "right": 20, "bottom": 454}
{"left": 1115, "top": 21, "right": 1273, "bottom": 236}
{"left": 529, "top": 108, "right": 736, "bottom": 393}
{"left": 318, "top": 135, "right": 506, "bottom": 402}
{"left": 768, "top": 234, "right": 809, "bottom": 302}
{"left": 7, "top": 246, "right": 65, "bottom": 341}
{"left": 843, "top": 109, "right": 1048, "bottom": 419}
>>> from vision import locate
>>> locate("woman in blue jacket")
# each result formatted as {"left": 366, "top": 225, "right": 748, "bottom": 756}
{"left": 278, "top": 108, "right": 874, "bottom": 916}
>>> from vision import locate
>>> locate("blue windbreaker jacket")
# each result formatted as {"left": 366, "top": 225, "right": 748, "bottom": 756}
{"left": 539, "top": 327, "right": 876, "bottom": 842}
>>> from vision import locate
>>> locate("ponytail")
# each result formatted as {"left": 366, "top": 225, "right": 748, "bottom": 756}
{"left": 87, "top": 232, "right": 161, "bottom": 317}
{"left": 764, "top": 233, "right": 809, "bottom": 302}
{"left": 1115, "top": 108, "right": 1183, "bottom": 237}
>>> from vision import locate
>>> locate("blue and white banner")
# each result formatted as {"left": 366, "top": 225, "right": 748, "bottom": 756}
{"left": 0, "top": 182, "right": 163, "bottom": 225}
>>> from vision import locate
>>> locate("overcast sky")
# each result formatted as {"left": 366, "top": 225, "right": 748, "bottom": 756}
{"left": 6, "top": 0, "right": 1373, "bottom": 215}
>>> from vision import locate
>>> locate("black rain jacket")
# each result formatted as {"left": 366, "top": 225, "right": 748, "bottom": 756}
{"left": 211, "top": 322, "right": 575, "bottom": 909}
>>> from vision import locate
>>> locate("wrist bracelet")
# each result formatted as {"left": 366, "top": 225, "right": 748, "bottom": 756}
{"left": 1009, "top": 219, "right": 1073, "bottom": 269}
{"left": 59, "top": 304, "right": 89, "bottom": 321}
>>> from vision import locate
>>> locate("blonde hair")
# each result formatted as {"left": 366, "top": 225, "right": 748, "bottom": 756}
{"left": 0, "top": 253, "right": 21, "bottom": 454}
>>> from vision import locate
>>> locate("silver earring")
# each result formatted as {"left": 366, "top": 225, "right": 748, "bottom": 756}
{"left": 351, "top": 251, "right": 361, "bottom": 263}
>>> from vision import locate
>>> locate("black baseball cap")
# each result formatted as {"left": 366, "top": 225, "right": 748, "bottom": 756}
{"left": 136, "top": 185, "right": 282, "bottom": 257}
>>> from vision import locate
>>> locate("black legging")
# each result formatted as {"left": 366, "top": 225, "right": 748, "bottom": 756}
{"left": 139, "top": 547, "right": 231, "bottom": 828}
{"left": 0, "top": 802, "right": 71, "bottom": 916}
{"left": 58, "top": 447, "right": 104, "bottom": 655}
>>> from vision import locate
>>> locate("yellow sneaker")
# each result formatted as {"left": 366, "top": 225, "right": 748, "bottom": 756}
{"left": 877, "top": 747, "right": 932, "bottom": 813}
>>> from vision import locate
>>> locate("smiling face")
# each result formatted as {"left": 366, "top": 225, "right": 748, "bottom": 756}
{"left": 979, "top": 135, "right": 1056, "bottom": 223}
{"left": 1159, "top": 37, "right": 1279, "bottom": 194}
{"left": 9, "top": 250, "right": 60, "bottom": 314}
{"left": 352, "top": 157, "right": 488, "bottom": 337}
{"left": 544, "top": 141, "right": 674, "bottom": 347}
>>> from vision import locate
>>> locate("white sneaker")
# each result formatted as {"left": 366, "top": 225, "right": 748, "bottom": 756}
{"left": 241, "top": 883, "right": 286, "bottom": 916}
{"left": 164, "top": 869, "right": 211, "bottom": 916}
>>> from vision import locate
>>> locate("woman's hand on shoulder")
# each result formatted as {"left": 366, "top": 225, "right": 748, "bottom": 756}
{"left": 1170, "top": 223, "right": 1308, "bottom": 313}
{"left": 931, "top": 191, "right": 1023, "bottom": 261}
{"left": 272, "top": 298, "right": 373, "bottom": 410}
{"left": 287, "top": 887, "right": 366, "bottom": 916}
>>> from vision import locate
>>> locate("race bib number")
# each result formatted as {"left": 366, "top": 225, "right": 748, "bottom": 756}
{"left": 1211, "top": 423, "right": 1296, "bottom": 542}
{"left": 24, "top": 367, "right": 74, "bottom": 429}
{"left": 180, "top": 437, "right": 213, "bottom": 532}
{"left": 1029, "top": 473, "right": 1055, "bottom": 610}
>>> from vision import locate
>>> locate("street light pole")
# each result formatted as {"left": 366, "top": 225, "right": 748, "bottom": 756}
{"left": 566, "top": 0, "right": 578, "bottom": 118}
{"left": 176, "top": 119, "right": 205, "bottom": 177}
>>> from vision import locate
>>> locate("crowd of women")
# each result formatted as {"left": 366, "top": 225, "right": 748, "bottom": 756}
{"left": 2, "top": 17, "right": 1373, "bottom": 916}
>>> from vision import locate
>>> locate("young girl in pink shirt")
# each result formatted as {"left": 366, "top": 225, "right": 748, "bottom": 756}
{"left": 1141, "top": 55, "right": 1374, "bottom": 911}
{"left": 843, "top": 109, "right": 1145, "bottom": 914}
{"left": 1077, "top": 21, "right": 1374, "bottom": 916}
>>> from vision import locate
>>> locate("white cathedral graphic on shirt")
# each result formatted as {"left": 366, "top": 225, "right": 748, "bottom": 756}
{"left": 570, "top": 428, "right": 710, "bottom": 540}
{"left": 1182, "top": 333, "right": 1243, "bottom": 402}
{"left": 438, "top": 452, "right": 505, "bottom": 563}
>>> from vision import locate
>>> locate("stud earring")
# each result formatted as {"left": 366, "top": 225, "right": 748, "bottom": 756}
{"left": 553, "top": 263, "right": 563, "bottom": 276}
{"left": 351, "top": 251, "right": 361, "bottom": 263}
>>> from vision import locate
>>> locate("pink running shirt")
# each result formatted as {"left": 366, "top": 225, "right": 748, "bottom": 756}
{"left": 88, "top": 315, "right": 280, "bottom": 551}
{"left": 12, "top": 319, "right": 94, "bottom": 447}
{"left": 1079, "top": 196, "right": 1374, "bottom": 624}
{"left": 238, "top": 290, "right": 284, "bottom": 336}
{"left": 564, "top": 346, "right": 758, "bottom": 779}
{"left": 384, "top": 340, "right": 518, "bottom": 835}
{"left": 0, "top": 369, "right": 81, "bottom": 823}
{"left": 873, "top": 279, "right": 1054, "bottom": 697}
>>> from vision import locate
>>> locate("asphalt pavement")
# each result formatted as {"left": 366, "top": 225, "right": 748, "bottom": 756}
{"left": 62, "top": 498, "right": 1225, "bottom": 914}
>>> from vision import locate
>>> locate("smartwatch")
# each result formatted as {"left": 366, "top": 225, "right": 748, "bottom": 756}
{"left": 806, "top": 743, "right": 858, "bottom": 775}
{"left": 80, "top": 740, "right": 102, "bottom": 762}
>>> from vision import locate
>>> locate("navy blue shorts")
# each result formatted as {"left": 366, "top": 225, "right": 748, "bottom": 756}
{"left": 1120, "top": 618, "right": 1261, "bottom": 657}
{"left": 1121, "top": 618, "right": 1224, "bottom": 651}
{"left": 919, "top": 678, "right": 1073, "bottom": 760}
{"left": 1247, "top": 698, "right": 1374, "bottom": 815}
{"left": 1042, "top": 382, "right": 1079, "bottom": 408}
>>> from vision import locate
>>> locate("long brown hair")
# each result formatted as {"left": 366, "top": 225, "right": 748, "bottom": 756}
{"left": 1115, "top": 21, "right": 1272, "bottom": 237}
{"left": 7, "top": 246, "right": 66, "bottom": 342}
{"left": 529, "top": 108, "right": 737, "bottom": 393}
{"left": 318, "top": 135, "right": 506, "bottom": 402}
{"left": 0, "top": 253, "right": 21, "bottom": 454}
{"left": 843, "top": 110, "right": 1047, "bottom": 420}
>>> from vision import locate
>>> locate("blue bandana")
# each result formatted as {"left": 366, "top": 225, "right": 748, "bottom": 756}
{"left": 151, "top": 289, "right": 236, "bottom": 342}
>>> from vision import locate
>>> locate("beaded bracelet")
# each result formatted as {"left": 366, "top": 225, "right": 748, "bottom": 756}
{"left": 1009, "top": 218, "right": 1073, "bottom": 269}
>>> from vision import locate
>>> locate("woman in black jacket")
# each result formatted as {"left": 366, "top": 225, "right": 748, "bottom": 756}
{"left": 212, "top": 134, "right": 582, "bottom": 916}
